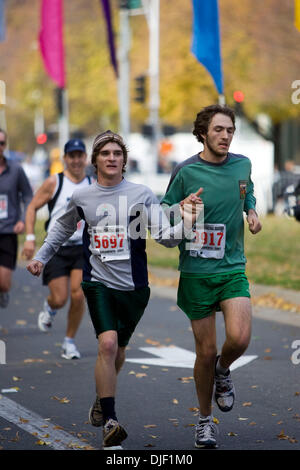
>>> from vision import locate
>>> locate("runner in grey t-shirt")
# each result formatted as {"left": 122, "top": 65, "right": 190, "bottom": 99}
{"left": 26, "top": 130, "right": 203, "bottom": 449}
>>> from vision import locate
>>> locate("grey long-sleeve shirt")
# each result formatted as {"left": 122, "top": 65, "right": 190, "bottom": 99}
{"left": 0, "top": 158, "right": 33, "bottom": 233}
{"left": 34, "top": 179, "right": 192, "bottom": 290}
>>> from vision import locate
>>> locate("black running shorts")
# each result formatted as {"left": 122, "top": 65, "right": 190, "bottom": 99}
{"left": 0, "top": 234, "right": 18, "bottom": 270}
{"left": 42, "top": 245, "right": 84, "bottom": 285}
{"left": 81, "top": 280, "right": 150, "bottom": 347}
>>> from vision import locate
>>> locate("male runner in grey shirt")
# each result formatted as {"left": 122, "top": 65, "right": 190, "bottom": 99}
{"left": 27, "top": 130, "right": 203, "bottom": 449}
{"left": 0, "top": 128, "right": 33, "bottom": 308}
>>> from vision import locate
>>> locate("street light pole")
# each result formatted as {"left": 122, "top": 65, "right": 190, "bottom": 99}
{"left": 148, "top": 0, "right": 160, "bottom": 174}
{"left": 58, "top": 88, "right": 69, "bottom": 155}
{"left": 118, "top": 4, "right": 130, "bottom": 141}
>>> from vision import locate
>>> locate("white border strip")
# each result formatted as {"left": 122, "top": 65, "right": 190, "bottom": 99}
{"left": 0, "top": 395, "right": 96, "bottom": 450}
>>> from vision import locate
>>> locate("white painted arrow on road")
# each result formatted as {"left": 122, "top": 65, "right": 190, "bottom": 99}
{"left": 126, "top": 346, "right": 257, "bottom": 370}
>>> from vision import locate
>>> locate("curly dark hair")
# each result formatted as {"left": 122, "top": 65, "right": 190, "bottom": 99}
{"left": 193, "top": 105, "right": 236, "bottom": 144}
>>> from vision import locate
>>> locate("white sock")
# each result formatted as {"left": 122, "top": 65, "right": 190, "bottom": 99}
{"left": 44, "top": 299, "right": 56, "bottom": 316}
{"left": 216, "top": 357, "right": 229, "bottom": 375}
{"left": 199, "top": 414, "right": 212, "bottom": 422}
{"left": 64, "top": 336, "right": 74, "bottom": 344}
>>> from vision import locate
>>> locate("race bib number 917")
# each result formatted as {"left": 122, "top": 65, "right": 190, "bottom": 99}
{"left": 189, "top": 223, "right": 226, "bottom": 259}
{"left": 91, "top": 226, "right": 130, "bottom": 262}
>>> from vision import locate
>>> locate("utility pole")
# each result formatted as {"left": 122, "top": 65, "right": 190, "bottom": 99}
{"left": 0, "top": 80, "right": 7, "bottom": 131}
{"left": 118, "top": 2, "right": 131, "bottom": 142}
{"left": 148, "top": 0, "right": 160, "bottom": 174}
{"left": 57, "top": 87, "right": 69, "bottom": 155}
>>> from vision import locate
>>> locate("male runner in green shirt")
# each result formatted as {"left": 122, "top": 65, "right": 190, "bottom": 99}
{"left": 162, "top": 104, "right": 262, "bottom": 448}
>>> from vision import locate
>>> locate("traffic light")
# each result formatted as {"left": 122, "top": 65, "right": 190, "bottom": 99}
{"left": 233, "top": 90, "right": 244, "bottom": 103}
{"left": 36, "top": 133, "right": 47, "bottom": 145}
{"left": 134, "top": 75, "right": 146, "bottom": 103}
{"left": 233, "top": 90, "right": 244, "bottom": 115}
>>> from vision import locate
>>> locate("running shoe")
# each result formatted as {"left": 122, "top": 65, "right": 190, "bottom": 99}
{"left": 61, "top": 340, "right": 81, "bottom": 360}
{"left": 0, "top": 292, "right": 9, "bottom": 308}
{"left": 102, "top": 419, "right": 127, "bottom": 448}
{"left": 38, "top": 310, "right": 53, "bottom": 332}
{"left": 214, "top": 355, "right": 235, "bottom": 412}
{"left": 89, "top": 395, "right": 103, "bottom": 427}
{"left": 195, "top": 417, "right": 218, "bottom": 449}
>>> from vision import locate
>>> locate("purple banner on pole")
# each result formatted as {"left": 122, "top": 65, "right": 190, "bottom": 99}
{"left": 100, "top": 0, "right": 118, "bottom": 77}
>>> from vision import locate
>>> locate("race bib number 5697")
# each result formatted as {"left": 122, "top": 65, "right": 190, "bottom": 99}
{"left": 91, "top": 225, "right": 130, "bottom": 262}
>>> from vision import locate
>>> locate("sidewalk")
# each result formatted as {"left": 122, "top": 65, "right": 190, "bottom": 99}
{"left": 148, "top": 266, "right": 300, "bottom": 327}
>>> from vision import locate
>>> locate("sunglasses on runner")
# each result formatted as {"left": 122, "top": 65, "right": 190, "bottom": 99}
{"left": 0, "top": 141, "right": 6, "bottom": 145}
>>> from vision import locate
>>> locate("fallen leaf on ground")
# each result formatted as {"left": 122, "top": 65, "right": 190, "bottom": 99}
{"left": 51, "top": 396, "right": 70, "bottom": 404}
{"left": 36, "top": 440, "right": 51, "bottom": 446}
{"left": 24, "top": 358, "right": 45, "bottom": 363}
{"left": 145, "top": 338, "right": 161, "bottom": 346}
{"left": 242, "top": 402, "right": 252, "bottom": 407}
{"left": 252, "top": 293, "right": 300, "bottom": 313}
{"left": 277, "top": 430, "right": 288, "bottom": 440}
{"left": 135, "top": 373, "right": 147, "bottom": 378}
{"left": 144, "top": 424, "right": 157, "bottom": 428}
{"left": 172, "top": 399, "right": 179, "bottom": 404}
{"left": 9, "top": 432, "right": 20, "bottom": 442}
{"left": 178, "top": 377, "right": 194, "bottom": 383}
{"left": 19, "top": 418, "right": 29, "bottom": 423}
{"left": 228, "top": 432, "right": 237, "bottom": 436}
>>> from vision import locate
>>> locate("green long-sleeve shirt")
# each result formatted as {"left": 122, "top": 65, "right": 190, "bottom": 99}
{"left": 161, "top": 152, "right": 257, "bottom": 275}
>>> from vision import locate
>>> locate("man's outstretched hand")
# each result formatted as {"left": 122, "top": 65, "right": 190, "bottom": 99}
{"left": 180, "top": 188, "right": 204, "bottom": 228}
{"left": 26, "top": 260, "right": 44, "bottom": 277}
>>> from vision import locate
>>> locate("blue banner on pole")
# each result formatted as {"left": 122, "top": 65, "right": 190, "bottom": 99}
{"left": 191, "top": 0, "right": 223, "bottom": 94}
{"left": 0, "top": 0, "right": 6, "bottom": 42}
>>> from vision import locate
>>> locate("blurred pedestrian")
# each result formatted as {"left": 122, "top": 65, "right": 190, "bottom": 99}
{"left": 0, "top": 128, "right": 33, "bottom": 308}
{"left": 22, "top": 139, "right": 91, "bottom": 359}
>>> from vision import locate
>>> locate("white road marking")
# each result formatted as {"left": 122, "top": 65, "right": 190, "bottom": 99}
{"left": 126, "top": 346, "right": 258, "bottom": 370}
{"left": 0, "top": 394, "right": 96, "bottom": 450}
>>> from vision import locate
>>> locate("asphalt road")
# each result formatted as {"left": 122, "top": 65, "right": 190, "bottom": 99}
{"left": 0, "top": 267, "right": 299, "bottom": 462}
